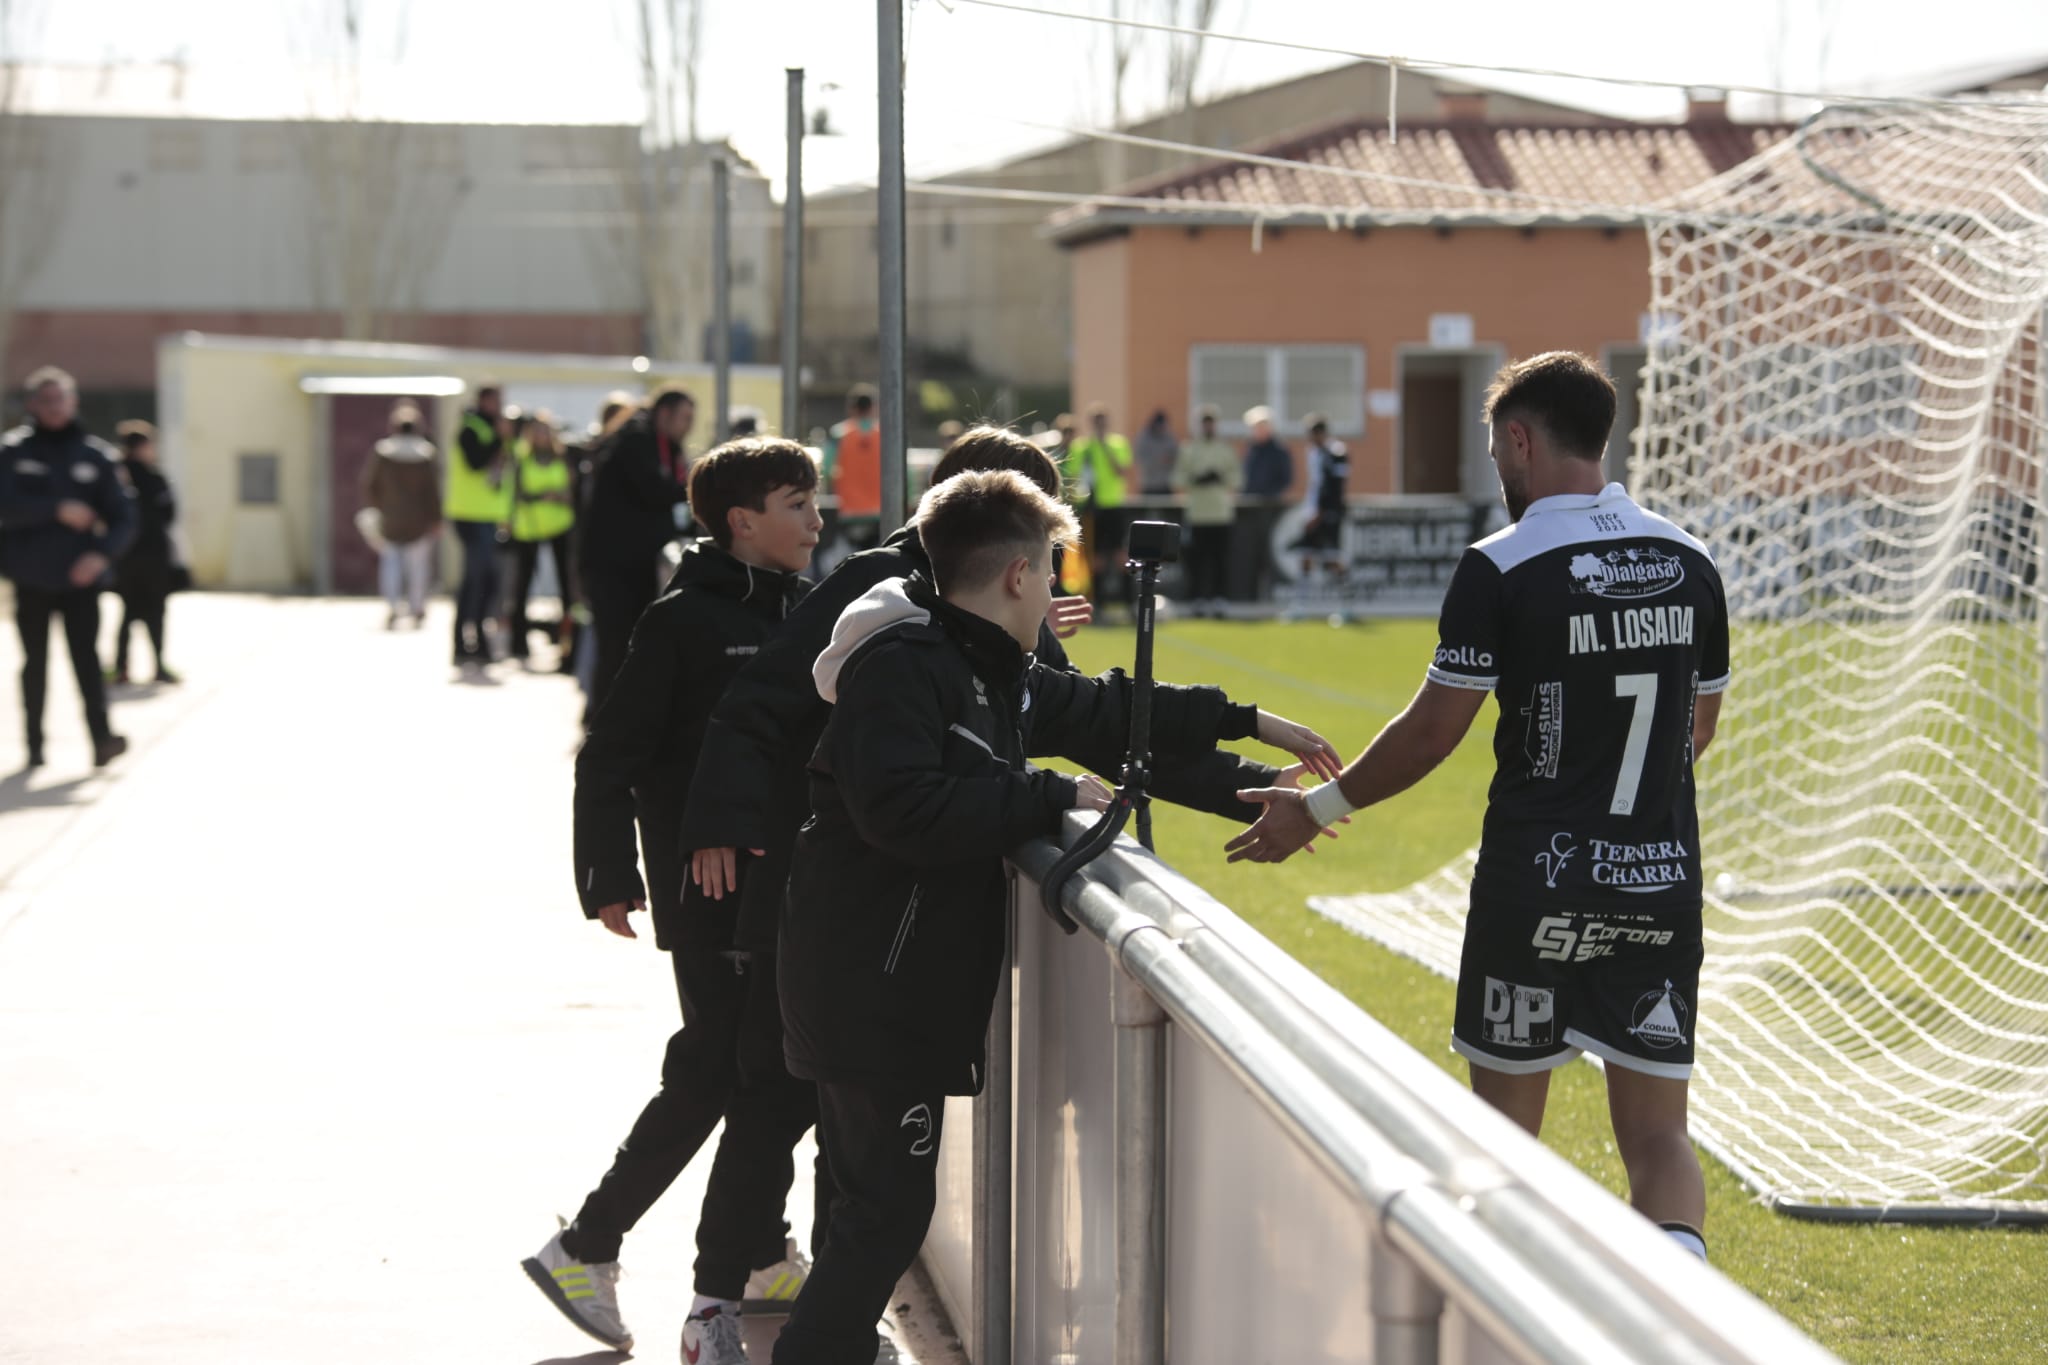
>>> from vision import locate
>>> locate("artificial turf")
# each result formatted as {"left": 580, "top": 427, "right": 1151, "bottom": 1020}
{"left": 1060, "top": 614, "right": 2048, "bottom": 1365}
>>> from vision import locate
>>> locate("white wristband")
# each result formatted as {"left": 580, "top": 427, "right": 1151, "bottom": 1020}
{"left": 1302, "top": 779, "right": 1357, "bottom": 829}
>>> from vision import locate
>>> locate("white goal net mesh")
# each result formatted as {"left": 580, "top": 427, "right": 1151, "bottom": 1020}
{"left": 1312, "top": 97, "right": 2048, "bottom": 1217}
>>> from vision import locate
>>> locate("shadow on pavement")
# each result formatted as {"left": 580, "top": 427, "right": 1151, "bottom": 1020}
{"left": 0, "top": 770, "right": 93, "bottom": 814}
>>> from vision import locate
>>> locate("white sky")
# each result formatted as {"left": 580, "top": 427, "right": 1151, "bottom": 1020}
{"left": 27, "top": 0, "right": 2048, "bottom": 196}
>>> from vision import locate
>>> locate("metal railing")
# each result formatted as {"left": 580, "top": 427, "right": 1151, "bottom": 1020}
{"left": 924, "top": 817, "right": 1843, "bottom": 1364}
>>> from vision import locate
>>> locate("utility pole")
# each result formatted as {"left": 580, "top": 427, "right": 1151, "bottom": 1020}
{"left": 783, "top": 68, "right": 805, "bottom": 441}
{"left": 712, "top": 151, "right": 732, "bottom": 442}
{"left": 877, "top": 0, "right": 908, "bottom": 533}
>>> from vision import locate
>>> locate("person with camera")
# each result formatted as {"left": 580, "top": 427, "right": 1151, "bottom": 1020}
{"left": 1172, "top": 404, "right": 1242, "bottom": 618}
{"left": 0, "top": 366, "right": 136, "bottom": 769}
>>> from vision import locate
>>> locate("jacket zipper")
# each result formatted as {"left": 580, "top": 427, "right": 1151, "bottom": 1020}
{"left": 883, "top": 885, "right": 921, "bottom": 974}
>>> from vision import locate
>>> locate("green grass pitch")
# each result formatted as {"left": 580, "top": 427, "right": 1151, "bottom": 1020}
{"left": 1060, "top": 616, "right": 2048, "bottom": 1365}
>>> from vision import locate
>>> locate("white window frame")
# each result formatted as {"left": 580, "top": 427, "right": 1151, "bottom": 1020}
{"left": 1189, "top": 344, "right": 1366, "bottom": 439}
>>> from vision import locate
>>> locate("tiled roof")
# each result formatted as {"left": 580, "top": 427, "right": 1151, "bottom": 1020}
{"left": 1049, "top": 115, "right": 1793, "bottom": 239}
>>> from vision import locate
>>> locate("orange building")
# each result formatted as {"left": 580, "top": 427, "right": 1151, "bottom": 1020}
{"left": 1053, "top": 102, "right": 1790, "bottom": 501}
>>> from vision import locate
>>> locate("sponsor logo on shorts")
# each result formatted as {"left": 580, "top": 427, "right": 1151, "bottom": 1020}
{"left": 1628, "top": 980, "right": 1690, "bottom": 1049}
{"left": 1534, "top": 833, "right": 1576, "bottom": 889}
{"left": 1522, "top": 682, "right": 1564, "bottom": 779}
{"left": 1433, "top": 644, "right": 1495, "bottom": 671}
{"left": 1482, "top": 977, "right": 1556, "bottom": 1048}
{"left": 1590, "top": 838, "right": 1690, "bottom": 892}
{"left": 900, "top": 1102, "right": 936, "bottom": 1157}
{"left": 1531, "top": 914, "right": 1677, "bottom": 963}
{"left": 1568, "top": 546, "right": 1686, "bottom": 600}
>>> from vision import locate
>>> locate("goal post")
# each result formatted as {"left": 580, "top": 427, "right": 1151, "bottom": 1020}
{"left": 1313, "top": 96, "right": 2048, "bottom": 1222}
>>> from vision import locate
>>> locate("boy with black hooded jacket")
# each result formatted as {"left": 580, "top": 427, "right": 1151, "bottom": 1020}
{"left": 769, "top": 469, "right": 1336, "bottom": 1363}
{"left": 526, "top": 438, "right": 825, "bottom": 1363}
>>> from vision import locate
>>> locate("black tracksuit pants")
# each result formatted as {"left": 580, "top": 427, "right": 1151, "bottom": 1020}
{"left": 561, "top": 948, "right": 826, "bottom": 1299}
{"left": 116, "top": 583, "right": 168, "bottom": 678}
{"left": 508, "top": 533, "right": 572, "bottom": 659}
{"left": 581, "top": 563, "right": 656, "bottom": 724}
{"left": 770, "top": 1078, "right": 948, "bottom": 1365}
{"left": 15, "top": 584, "right": 111, "bottom": 752}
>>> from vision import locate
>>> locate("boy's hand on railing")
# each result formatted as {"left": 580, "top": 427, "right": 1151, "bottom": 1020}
{"left": 1222, "top": 789, "right": 1330, "bottom": 863}
{"left": 1254, "top": 710, "right": 1343, "bottom": 780}
{"left": 690, "top": 846, "right": 766, "bottom": 901}
{"left": 1074, "top": 774, "right": 1115, "bottom": 812}
{"left": 596, "top": 899, "right": 645, "bottom": 938}
{"left": 1047, "top": 595, "right": 1093, "bottom": 639}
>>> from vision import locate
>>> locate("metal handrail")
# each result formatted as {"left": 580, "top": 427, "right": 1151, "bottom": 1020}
{"left": 1004, "top": 820, "right": 1841, "bottom": 1365}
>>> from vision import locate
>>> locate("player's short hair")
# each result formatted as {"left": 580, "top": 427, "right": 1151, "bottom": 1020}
{"left": 23, "top": 365, "right": 74, "bottom": 395}
{"left": 1483, "top": 351, "right": 1616, "bottom": 460}
{"left": 651, "top": 384, "right": 696, "bottom": 416}
{"left": 688, "top": 436, "right": 817, "bottom": 548}
{"left": 917, "top": 468, "right": 1079, "bottom": 595}
{"left": 115, "top": 419, "right": 156, "bottom": 451}
{"left": 929, "top": 424, "right": 1063, "bottom": 500}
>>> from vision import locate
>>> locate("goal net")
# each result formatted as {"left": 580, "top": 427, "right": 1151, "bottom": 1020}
{"left": 1312, "top": 96, "right": 2048, "bottom": 1219}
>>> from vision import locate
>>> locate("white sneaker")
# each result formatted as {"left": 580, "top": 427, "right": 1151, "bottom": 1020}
{"left": 681, "top": 1305, "right": 747, "bottom": 1364}
{"left": 521, "top": 1230, "right": 632, "bottom": 1351}
{"left": 742, "top": 1237, "right": 810, "bottom": 1314}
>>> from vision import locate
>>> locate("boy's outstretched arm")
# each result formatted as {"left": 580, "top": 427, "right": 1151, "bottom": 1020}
{"left": 1025, "top": 664, "right": 1342, "bottom": 781}
{"left": 1226, "top": 679, "right": 1487, "bottom": 864}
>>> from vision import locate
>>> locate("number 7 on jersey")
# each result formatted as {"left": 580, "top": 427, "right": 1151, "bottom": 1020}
{"left": 1611, "top": 673, "right": 1658, "bottom": 815}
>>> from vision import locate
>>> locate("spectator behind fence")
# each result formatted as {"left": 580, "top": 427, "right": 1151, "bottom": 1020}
{"left": 580, "top": 387, "right": 695, "bottom": 723}
{"left": 362, "top": 402, "right": 442, "bottom": 631}
{"left": 1133, "top": 408, "right": 1179, "bottom": 496}
{"left": 1241, "top": 405, "right": 1293, "bottom": 499}
{"left": 1293, "top": 414, "right": 1351, "bottom": 592}
{"left": 508, "top": 412, "right": 576, "bottom": 667}
{"left": 1237, "top": 406, "right": 1293, "bottom": 604}
{"left": 1172, "top": 404, "right": 1240, "bottom": 618}
{"left": 1063, "top": 403, "right": 1135, "bottom": 608}
{"left": 0, "top": 366, "right": 136, "bottom": 770}
{"left": 824, "top": 385, "right": 882, "bottom": 549}
{"left": 110, "top": 420, "right": 181, "bottom": 684}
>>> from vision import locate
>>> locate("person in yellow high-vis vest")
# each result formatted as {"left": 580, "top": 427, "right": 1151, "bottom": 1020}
{"left": 509, "top": 413, "right": 576, "bottom": 667}
{"left": 447, "top": 385, "right": 513, "bottom": 666}
{"left": 1061, "top": 402, "right": 1135, "bottom": 608}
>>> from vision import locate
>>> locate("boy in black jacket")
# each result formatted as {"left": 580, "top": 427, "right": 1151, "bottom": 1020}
{"left": 526, "top": 438, "right": 823, "bottom": 1363}
{"left": 770, "top": 470, "right": 1332, "bottom": 1364}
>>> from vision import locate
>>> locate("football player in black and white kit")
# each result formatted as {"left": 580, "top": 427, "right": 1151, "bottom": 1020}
{"left": 1227, "top": 352, "right": 1729, "bottom": 1263}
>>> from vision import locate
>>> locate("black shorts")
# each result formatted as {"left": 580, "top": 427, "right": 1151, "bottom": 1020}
{"left": 1289, "top": 516, "right": 1341, "bottom": 553}
{"left": 1452, "top": 895, "right": 1703, "bottom": 1080}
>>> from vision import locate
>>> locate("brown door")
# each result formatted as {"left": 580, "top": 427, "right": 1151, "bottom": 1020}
{"left": 331, "top": 393, "right": 440, "bottom": 595}
{"left": 1401, "top": 373, "right": 1464, "bottom": 495}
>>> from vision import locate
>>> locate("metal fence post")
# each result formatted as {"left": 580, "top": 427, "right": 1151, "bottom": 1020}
{"left": 875, "top": 0, "right": 908, "bottom": 534}
{"left": 781, "top": 69, "right": 804, "bottom": 441}
{"left": 1370, "top": 1223, "right": 1446, "bottom": 1365}
{"left": 1111, "top": 955, "right": 1167, "bottom": 1365}
{"left": 971, "top": 886, "right": 1016, "bottom": 1365}
{"left": 711, "top": 152, "right": 731, "bottom": 441}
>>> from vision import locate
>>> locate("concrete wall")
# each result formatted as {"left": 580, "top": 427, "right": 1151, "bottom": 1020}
{"left": 158, "top": 334, "right": 781, "bottom": 591}
{"left": 1071, "top": 223, "right": 1652, "bottom": 495}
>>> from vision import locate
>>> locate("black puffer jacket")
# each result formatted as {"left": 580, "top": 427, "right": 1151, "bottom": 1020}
{"left": 579, "top": 411, "right": 687, "bottom": 583}
{"left": 681, "top": 523, "right": 1281, "bottom": 950}
{"left": 572, "top": 539, "right": 808, "bottom": 949}
{"left": 0, "top": 423, "right": 137, "bottom": 592}
{"left": 780, "top": 574, "right": 1259, "bottom": 1095}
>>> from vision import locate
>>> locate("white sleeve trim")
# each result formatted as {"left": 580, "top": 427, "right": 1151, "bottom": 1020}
{"left": 1696, "top": 672, "right": 1731, "bottom": 696}
{"left": 1426, "top": 667, "right": 1498, "bottom": 692}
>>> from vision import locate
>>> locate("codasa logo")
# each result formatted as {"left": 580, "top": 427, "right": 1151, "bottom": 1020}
{"left": 1628, "top": 980, "right": 1690, "bottom": 1050}
{"left": 1568, "top": 546, "right": 1685, "bottom": 600}
{"left": 1434, "top": 644, "right": 1495, "bottom": 670}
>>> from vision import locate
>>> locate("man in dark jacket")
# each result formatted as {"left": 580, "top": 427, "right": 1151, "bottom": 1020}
{"left": 111, "top": 420, "right": 179, "bottom": 684}
{"left": 770, "top": 470, "right": 1330, "bottom": 1363}
{"left": 680, "top": 426, "right": 1307, "bottom": 944}
{"left": 529, "top": 438, "right": 824, "bottom": 1361}
{"left": 0, "top": 367, "right": 137, "bottom": 769}
{"left": 578, "top": 386, "right": 695, "bottom": 721}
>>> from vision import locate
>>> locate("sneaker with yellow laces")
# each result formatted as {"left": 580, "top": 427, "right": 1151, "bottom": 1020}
{"left": 741, "top": 1237, "right": 810, "bottom": 1314}
{"left": 521, "top": 1229, "right": 632, "bottom": 1351}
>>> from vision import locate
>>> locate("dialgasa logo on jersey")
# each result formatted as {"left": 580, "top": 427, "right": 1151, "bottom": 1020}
{"left": 1567, "top": 546, "right": 1685, "bottom": 600}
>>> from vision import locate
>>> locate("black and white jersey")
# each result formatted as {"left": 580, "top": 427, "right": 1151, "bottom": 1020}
{"left": 1429, "top": 483, "right": 1730, "bottom": 912}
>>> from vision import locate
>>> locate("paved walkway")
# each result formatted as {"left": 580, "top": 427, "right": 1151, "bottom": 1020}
{"left": 0, "top": 594, "right": 955, "bottom": 1364}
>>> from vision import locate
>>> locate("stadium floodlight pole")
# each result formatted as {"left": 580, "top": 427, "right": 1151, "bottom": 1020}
{"left": 782, "top": 69, "right": 805, "bottom": 440}
{"left": 877, "top": 0, "right": 909, "bottom": 533}
{"left": 712, "top": 152, "right": 732, "bottom": 442}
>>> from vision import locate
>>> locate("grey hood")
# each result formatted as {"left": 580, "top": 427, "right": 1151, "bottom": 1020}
{"left": 813, "top": 577, "right": 930, "bottom": 704}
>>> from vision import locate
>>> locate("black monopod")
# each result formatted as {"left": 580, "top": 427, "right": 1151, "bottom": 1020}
{"left": 1039, "top": 520, "right": 1180, "bottom": 933}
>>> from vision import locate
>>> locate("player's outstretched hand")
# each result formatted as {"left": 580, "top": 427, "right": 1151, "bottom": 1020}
{"left": 1047, "top": 595, "right": 1093, "bottom": 639}
{"left": 596, "top": 898, "right": 646, "bottom": 938}
{"left": 1224, "top": 788, "right": 1329, "bottom": 863}
{"left": 1074, "top": 773, "right": 1115, "bottom": 812}
{"left": 1254, "top": 710, "right": 1343, "bottom": 780}
{"left": 690, "top": 846, "right": 766, "bottom": 900}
